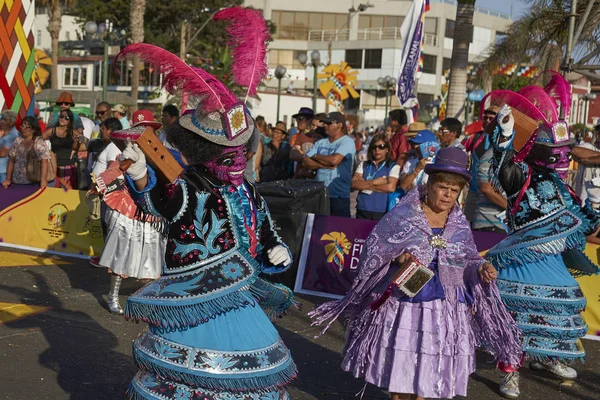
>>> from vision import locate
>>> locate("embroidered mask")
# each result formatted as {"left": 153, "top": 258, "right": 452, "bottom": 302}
{"left": 532, "top": 146, "right": 572, "bottom": 179}
{"left": 205, "top": 145, "right": 247, "bottom": 186}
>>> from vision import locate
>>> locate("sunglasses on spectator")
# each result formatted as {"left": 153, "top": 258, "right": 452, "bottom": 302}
{"left": 57, "top": 102, "right": 71, "bottom": 106}
{"left": 483, "top": 114, "right": 496, "bottom": 121}
{"left": 21, "top": 124, "right": 32, "bottom": 129}
{"left": 96, "top": 110, "right": 108, "bottom": 116}
{"left": 439, "top": 128, "right": 450, "bottom": 134}
{"left": 59, "top": 114, "right": 70, "bottom": 120}
{"left": 373, "top": 144, "right": 388, "bottom": 150}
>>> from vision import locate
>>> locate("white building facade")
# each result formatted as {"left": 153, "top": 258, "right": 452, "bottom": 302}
{"left": 244, "top": 0, "right": 512, "bottom": 127}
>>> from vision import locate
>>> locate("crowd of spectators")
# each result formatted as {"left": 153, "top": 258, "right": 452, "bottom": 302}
{"left": 2, "top": 90, "right": 599, "bottom": 228}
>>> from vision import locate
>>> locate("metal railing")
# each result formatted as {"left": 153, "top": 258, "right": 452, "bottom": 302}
{"left": 423, "top": 33, "right": 438, "bottom": 47}
{"left": 308, "top": 27, "right": 403, "bottom": 42}
{"left": 308, "top": 29, "right": 350, "bottom": 42}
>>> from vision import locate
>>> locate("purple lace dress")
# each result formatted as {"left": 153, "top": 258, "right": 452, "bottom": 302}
{"left": 310, "top": 185, "right": 521, "bottom": 398}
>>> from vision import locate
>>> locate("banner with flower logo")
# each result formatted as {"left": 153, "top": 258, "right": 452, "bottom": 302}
{"left": 0, "top": 186, "right": 103, "bottom": 257}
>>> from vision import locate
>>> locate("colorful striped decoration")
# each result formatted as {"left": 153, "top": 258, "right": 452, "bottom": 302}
{"left": 516, "top": 65, "right": 538, "bottom": 78}
{"left": 0, "top": 0, "right": 36, "bottom": 118}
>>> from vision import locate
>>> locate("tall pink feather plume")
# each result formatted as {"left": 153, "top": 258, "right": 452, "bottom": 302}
{"left": 114, "top": 43, "right": 238, "bottom": 113}
{"left": 480, "top": 90, "right": 548, "bottom": 123}
{"left": 543, "top": 70, "right": 572, "bottom": 121}
{"left": 214, "top": 7, "right": 270, "bottom": 99}
{"left": 518, "top": 86, "right": 558, "bottom": 122}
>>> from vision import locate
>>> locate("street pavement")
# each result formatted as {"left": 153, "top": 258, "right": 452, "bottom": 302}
{"left": 1, "top": 249, "right": 600, "bottom": 400}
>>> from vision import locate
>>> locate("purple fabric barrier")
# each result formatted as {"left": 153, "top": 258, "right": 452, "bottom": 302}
{"left": 0, "top": 185, "right": 40, "bottom": 212}
{"left": 295, "top": 214, "right": 506, "bottom": 299}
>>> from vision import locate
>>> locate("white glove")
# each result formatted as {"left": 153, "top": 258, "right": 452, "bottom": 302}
{"left": 121, "top": 143, "right": 147, "bottom": 181}
{"left": 497, "top": 105, "right": 515, "bottom": 138}
{"left": 267, "top": 245, "right": 291, "bottom": 267}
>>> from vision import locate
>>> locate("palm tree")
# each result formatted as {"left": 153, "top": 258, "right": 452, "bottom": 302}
{"left": 129, "top": 0, "right": 147, "bottom": 112}
{"left": 481, "top": 1, "right": 600, "bottom": 87}
{"left": 446, "top": 0, "right": 476, "bottom": 120}
{"left": 39, "top": 0, "right": 77, "bottom": 89}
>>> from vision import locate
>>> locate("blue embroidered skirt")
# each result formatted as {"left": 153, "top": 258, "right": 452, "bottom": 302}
{"left": 496, "top": 252, "right": 588, "bottom": 363}
{"left": 125, "top": 251, "right": 296, "bottom": 399}
{"left": 128, "top": 291, "right": 295, "bottom": 399}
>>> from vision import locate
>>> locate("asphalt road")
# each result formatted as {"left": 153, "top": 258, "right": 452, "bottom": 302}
{"left": 1, "top": 249, "right": 599, "bottom": 400}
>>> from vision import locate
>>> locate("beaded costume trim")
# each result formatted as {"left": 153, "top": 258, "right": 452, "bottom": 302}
{"left": 136, "top": 330, "right": 293, "bottom": 375}
{"left": 129, "top": 371, "right": 291, "bottom": 400}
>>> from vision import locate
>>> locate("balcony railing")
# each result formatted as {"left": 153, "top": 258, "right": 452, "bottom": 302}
{"left": 308, "top": 27, "right": 403, "bottom": 42}
{"left": 423, "top": 33, "right": 438, "bottom": 47}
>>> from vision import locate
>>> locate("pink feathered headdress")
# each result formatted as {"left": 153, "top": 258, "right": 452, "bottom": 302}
{"left": 114, "top": 7, "right": 270, "bottom": 147}
{"left": 480, "top": 71, "right": 574, "bottom": 162}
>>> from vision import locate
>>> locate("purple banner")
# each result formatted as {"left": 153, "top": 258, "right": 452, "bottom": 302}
{"left": 0, "top": 185, "right": 40, "bottom": 212}
{"left": 295, "top": 214, "right": 506, "bottom": 299}
{"left": 397, "top": 16, "right": 423, "bottom": 105}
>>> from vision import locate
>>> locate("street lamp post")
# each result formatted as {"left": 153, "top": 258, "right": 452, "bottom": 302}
{"left": 378, "top": 76, "right": 397, "bottom": 118}
{"left": 297, "top": 51, "right": 321, "bottom": 113}
{"left": 310, "top": 50, "right": 321, "bottom": 112}
{"left": 274, "top": 65, "right": 287, "bottom": 121}
{"left": 85, "top": 19, "right": 113, "bottom": 103}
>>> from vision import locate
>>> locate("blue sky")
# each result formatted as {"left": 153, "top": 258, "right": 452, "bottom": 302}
{"left": 476, "top": 0, "right": 530, "bottom": 19}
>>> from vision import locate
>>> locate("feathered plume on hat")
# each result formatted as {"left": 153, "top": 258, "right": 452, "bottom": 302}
{"left": 114, "top": 7, "right": 270, "bottom": 147}
{"left": 480, "top": 71, "right": 574, "bottom": 162}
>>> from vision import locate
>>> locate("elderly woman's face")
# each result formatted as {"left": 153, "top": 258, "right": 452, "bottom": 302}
{"left": 426, "top": 181, "right": 462, "bottom": 212}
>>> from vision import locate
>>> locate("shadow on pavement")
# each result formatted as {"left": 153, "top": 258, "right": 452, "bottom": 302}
{"left": 0, "top": 270, "right": 134, "bottom": 399}
{"left": 277, "top": 325, "right": 389, "bottom": 400}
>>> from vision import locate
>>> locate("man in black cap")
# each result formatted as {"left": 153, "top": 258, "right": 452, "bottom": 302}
{"left": 289, "top": 107, "right": 314, "bottom": 145}
{"left": 302, "top": 112, "right": 356, "bottom": 217}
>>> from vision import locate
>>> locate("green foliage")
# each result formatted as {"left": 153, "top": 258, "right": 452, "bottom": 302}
{"left": 492, "top": 75, "right": 533, "bottom": 92}
{"left": 72, "top": 0, "right": 242, "bottom": 59}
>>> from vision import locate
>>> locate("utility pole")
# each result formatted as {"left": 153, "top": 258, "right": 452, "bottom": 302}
{"left": 180, "top": 20, "right": 188, "bottom": 112}
{"left": 180, "top": 20, "right": 187, "bottom": 60}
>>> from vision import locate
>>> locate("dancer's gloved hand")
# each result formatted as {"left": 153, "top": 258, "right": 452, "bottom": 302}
{"left": 267, "top": 245, "right": 291, "bottom": 266}
{"left": 497, "top": 105, "right": 515, "bottom": 138}
{"left": 121, "top": 143, "right": 147, "bottom": 180}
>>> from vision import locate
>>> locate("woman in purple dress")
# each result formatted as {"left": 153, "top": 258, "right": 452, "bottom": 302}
{"left": 311, "top": 147, "right": 522, "bottom": 399}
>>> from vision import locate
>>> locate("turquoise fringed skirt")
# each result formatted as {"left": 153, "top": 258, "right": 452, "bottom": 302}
{"left": 496, "top": 252, "right": 588, "bottom": 363}
{"left": 127, "top": 291, "right": 295, "bottom": 400}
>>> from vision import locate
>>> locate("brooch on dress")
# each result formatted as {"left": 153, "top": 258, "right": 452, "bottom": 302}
{"left": 429, "top": 234, "right": 447, "bottom": 249}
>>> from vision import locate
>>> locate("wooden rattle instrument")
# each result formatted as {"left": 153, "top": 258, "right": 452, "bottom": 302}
{"left": 111, "top": 126, "right": 183, "bottom": 183}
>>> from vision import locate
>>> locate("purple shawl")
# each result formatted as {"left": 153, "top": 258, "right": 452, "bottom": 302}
{"left": 310, "top": 185, "right": 522, "bottom": 366}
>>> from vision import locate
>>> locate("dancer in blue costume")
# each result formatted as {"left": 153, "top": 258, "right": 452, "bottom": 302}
{"left": 113, "top": 8, "right": 297, "bottom": 400}
{"left": 482, "top": 72, "right": 600, "bottom": 399}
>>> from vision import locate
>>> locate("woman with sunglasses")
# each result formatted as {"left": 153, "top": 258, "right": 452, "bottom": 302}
{"left": 43, "top": 108, "right": 77, "bottom": 189}
{"left": 2, "top": 117, "right": 52, "bottom": 188}
{"left": 352, "top": 133, "right": 400, "bottom": 220}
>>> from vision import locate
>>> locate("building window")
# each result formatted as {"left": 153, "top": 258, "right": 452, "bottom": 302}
{"left": 424, "top": 17, "right": 437, "bottom": 35}
{"left": 417, "top": 93, "right": 435, "bottom": 109}
{"left": 272, "top": 11, "right": 348, "bottom": 39}
{"left": 422, "top": 54, "right": 437, "bottom": 74}
{"left": 358, "top": 15, "right": 403, "bottom": 29}
{"left": 364, "top": 49, "right": 382, "bottom": 69}
{"left": 63, "top": 66, "right": 88, "bottom": 87}
{"left": 66, "top": 31, "right": 70, "bottom": 40}
{"left": 442, "top": 57, "right": 451, "bottom": 74}
{"left": 268, "top": 49, "right": 304, "bottom": 69}
{"left": 385, "top": 16, "right": 404, "bottom": 28}
{"left": 345, "top": 49, "right": 362, "bottom": 69}
{"left": 37, "top": 30, "right": 42, "bottom": 45}
{"left": 445, "top": 20, "right": 455, "bottom": 39}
